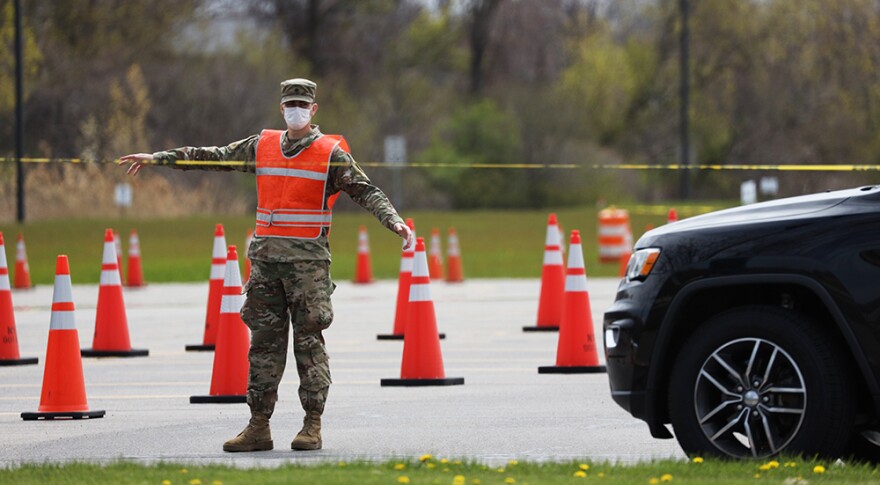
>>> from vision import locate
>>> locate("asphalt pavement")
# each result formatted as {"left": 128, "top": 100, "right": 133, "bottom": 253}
{"left": 0, "top": 277, "right": 683, "bottom": 467}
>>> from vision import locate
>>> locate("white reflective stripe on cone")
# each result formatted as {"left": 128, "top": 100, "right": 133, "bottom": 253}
{"left": 220, "top": 294, "right": 244, "bottom": 313}
{"left": 409, "top": 284, "right": 432, "bottom": 302}
{"left": 543, "top": 250, "right": 564, "bottom": 266}
{"left": 0, "top": 274, "right": 10, "bottom": 291}
{"left": 0, "top": 245, "right": 7, "bottom": 268}
{"left": 399, "top": 256, "right": 413, "bottom": 273}
{"left": 53, "top": 275, "right": 73, "bottom": 305}
{"left": 545, "top": 224, "right": 560, "bottom": 246}
{"left": 17, "top": 240, "right": 25, "bottom": 260}
{"left": 210, "top": 264, "right": 225, "bottom": 280}
{"left": 224, "top": 261, "right": 242, "bottom": 287}
{"left": 212, "top": 237, "right": 226, "bottom": 258}
{"left": 448, "top": 236, "right": 460, "bottom": 256}
{"left": 565, "top": 275, "right": 588, "bottom": 292}
{"left": 100, "top": 269, "right": 122, "bottom": 286}
{"left": 50, "top": 311, "right": 76, "bottom": 330}
{"left": 599, "top": 247, "right": 626, "bottom": 257}
{"left": 102, "top": 242, "right": 117, "bottom": 264}
{"left": 567, "top": 243, "right": 585, "bottom": 270}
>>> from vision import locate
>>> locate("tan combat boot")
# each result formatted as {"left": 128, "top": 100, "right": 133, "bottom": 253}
{"left": 223, "top": 414, "right": 273, "bottom": 452}
{"left": 291, "top": 412, "right": 322, "bottom": 450}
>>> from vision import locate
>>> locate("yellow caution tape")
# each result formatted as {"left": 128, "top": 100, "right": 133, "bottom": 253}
{"left": 3, "top": 158, "right": 880, "bottom": 171}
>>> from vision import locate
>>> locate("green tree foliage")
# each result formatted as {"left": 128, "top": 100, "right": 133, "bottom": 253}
{"left": 419, "top": 99, "right": 530, "bottom": 209}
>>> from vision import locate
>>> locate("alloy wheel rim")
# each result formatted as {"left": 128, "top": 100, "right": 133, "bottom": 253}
{"left": 693, "top": 337, "right": 807, "bottom": 458}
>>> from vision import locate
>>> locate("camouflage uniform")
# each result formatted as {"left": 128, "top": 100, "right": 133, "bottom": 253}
{"left": 154, "top": 124, "right": 403, "bottom": 430}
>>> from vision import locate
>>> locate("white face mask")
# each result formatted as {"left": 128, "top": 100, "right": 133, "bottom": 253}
{"left": 284, "top": 107, "right": 312, "bottom": 130}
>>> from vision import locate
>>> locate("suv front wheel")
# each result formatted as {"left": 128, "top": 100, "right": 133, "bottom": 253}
{"left": 668, "top": 305, "right": 855, "bottom": 458}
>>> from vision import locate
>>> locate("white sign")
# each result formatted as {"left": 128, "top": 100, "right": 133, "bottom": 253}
{"left": 384, "top": 135, "right": 407, "bottom": 166}
{"left": 115, "top": 183, "right": 132, "bottom": 207}
{"left": 760, "top": 176, "right": 779, "bottom": 196}
{"left": 740, "top": 180, "right": 757, "bottom": 205}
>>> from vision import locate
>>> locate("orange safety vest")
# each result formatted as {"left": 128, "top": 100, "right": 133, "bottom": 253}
{"left": 254, "top": 129, "right": 346, "bottom": 239}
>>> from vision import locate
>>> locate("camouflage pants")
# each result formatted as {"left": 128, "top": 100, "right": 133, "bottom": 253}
{"left": 240, "top": 259, "right": 335, "bottom": 419}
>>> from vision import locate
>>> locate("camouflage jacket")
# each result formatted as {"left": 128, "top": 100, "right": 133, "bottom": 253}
{"left": 152, "top": 126, "right": 405, "bottom": 262}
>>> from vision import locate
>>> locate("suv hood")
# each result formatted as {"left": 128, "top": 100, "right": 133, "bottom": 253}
{"left": 645, "top": 185, "right": 879, "bottom": 238}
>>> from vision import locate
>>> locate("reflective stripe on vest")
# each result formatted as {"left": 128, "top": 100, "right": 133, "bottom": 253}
{"left": 254, "top": 130, "right": 347, "bottom": 239}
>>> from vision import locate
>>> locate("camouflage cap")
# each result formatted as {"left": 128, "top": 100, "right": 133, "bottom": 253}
{"left": 281, "top": 78, "right": 317, "bottom": 104}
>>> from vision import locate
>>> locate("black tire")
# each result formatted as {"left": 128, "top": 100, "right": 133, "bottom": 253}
{"left": 846, "top": 430, "right": 880, "bottom": 464}
{"left": 668, "top": 305, "right": 855, "bottom": 459}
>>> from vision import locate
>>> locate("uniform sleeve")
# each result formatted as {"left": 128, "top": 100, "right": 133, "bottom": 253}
{"left": 151, "top": 135, "right": 259, "bottom": 173}
{"left": 327, "top": 147, "right": 405, "bottom": 232}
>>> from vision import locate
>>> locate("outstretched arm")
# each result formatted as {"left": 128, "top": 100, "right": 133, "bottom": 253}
{"left": 117, "top": 135, "right": 260, "bottom": 176}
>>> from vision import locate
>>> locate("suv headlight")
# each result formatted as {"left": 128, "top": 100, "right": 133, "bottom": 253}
{"left": 626, "top": 248, "right": 661, "bottom": 281}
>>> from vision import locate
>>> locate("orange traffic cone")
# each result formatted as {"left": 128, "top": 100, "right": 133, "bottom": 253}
{"left": 21, "top": 255, "right": 105, "bottom": 420}
{"left": 445, "top": 227, "right": 464, "bottom": 283}
{"left": 524, "top": 213, "right": 564, "bottom": 332}
{"left": 243, "top": 228, "right": 253, "bottom": 285}
{"left": 126, "top": 229, "right": 145, "bottom": 287}
{"left": 114, "top": 229, "right": 123, "bottom": 280}
{"left": 539, "top": 231, "right": 606, "bottom": 374}
{"left": 186, "top": 224, "right": 226, "bottom": 351}
{"left": 381, "top": 237, "right": 463, "bottom": 387}
{"left": 353, "top": 225, "right": 373, "bottom": 284}
{"left": 0, "top": 232, "right": 38, "bottom": 366}
{"left": 191, "top": 246, "right": 249, "bottom": 403}
{"left": 82, "top": 229, "right": 148, "bottom": 358}
{"left": 13, "top": 233, "right": 32, "bottom": 289}
{"left": 428, "top": 228, "right": 444, "bottom": 280}
{"left": 667, "top": 207, "right": 678, "bottom": 224}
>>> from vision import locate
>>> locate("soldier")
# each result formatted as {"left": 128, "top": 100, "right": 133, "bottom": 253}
{"left": 119, "top": 78, "right": 413, "bottom": 452}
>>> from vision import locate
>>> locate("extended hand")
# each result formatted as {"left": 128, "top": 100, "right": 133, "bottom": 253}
{"left": 393, "top": 222, "right": 414, "bottom": 250}
{"left": 118, "top": 153, "right": 153, "bottom": 176}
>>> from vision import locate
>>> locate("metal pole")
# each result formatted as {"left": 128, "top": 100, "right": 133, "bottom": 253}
{"left": 679, "top": 0, "right": 691, "bottom": 200}
{"left": 14, "top": 0, "right": 25, "bottom": 222}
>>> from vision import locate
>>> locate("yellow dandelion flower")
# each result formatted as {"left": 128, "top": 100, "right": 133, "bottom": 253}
{"left": 395, "top": 463, "right": 406, "bottom": 470}
{"left": 339, "top": 461, "right": 347, "bottom": 467}
{"left": 579, "top": 464, "right": 590, "bottom": 471}
{"left": 496, "top": 468, "right": 505, "bottom": 473}
{"left": 213, "top": 481, "right": 222, "bottom": 485}
{"left": 759, "top": 464, "right": 771, "bottom": 472}
{"left": 661, "top": 474, "right": 673, "bottom": 482}
{"left": 573, "top": 471, "right": 587, "bottom": 478}
{"left": 504, "top": 478, "right": 516, "bottom": 484}
{"left": 180, "top": 469, "right": 189, "bottom": 474}
{"left": 692, "top": 457, "right": 704, "bottom": 464}
{"left": 420, "top": 454, "right": 433, "bottom": 462}
{"left": 398, "top": 477, "right": 410, "bottom": 484}
{"left": 454, "top": 460, "right": 462, "bottom": 465}
{"left": 784, "top": 462, "right": 797, "bottom": 468}
{"left": 427, "top": 463, "right": 437, "bottom": 469}
{"left": 162, "top": 481, "right": 171, "bottom": 485}
{"left": 813, "top": 465, "right": 826, "bottom": 474}
{"left": 472, "top": 480, "right": 482, "bottom": 485}
{"left": 598, "top": 472, "right": 605, "bottom": 478}
{"left": 441, "top": 458, "right": 450, "bottom": 464}
{"left": 453, "top": 475, "right": 466, "bottom": 485}
{"left": 508, "top": 460, "right": 519, "bottom": 466}
{"left": 768, "top": 461, "right": 779, "bottom": 469}
{"left": 189, "top": 480, "right": 202, "bottom": 485}
{"left": 443, "top": 468, "right": 450, "bottom": 472}
{"left": 754, "top": 473, "right": 761, "bottom": 479}
{"left": 649, "top": 478, "right": 660, "bottom": 485}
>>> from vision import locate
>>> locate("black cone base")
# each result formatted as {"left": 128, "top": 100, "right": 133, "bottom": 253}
{"left": 0, "top": 357, "right": 38, "bottom": 366}
{"left": 190, "top": 395, "right": 247, "bottom": 404}
{"left": 81, "top": 348, "right": 149, "bottom": 358}
{"left": 380, "top": 377, "right": 464, "bottom": 387}
{"left": 21, "top": 409, "right": 106, "bottom": 420}
{"left": 538, "top": 365, "right": 607, "bottom": 374}
{"left": 185, "top": 344, "right": 215, "bottom": 351}
{"left": 522, "top": 326, "right": 559, "bottom": 332}
{"left": 377, "top": 333, "right": 445, "bottom": 341}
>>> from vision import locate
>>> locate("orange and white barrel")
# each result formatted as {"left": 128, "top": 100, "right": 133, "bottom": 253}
{"left": 597, "top": 208, "right": 632, "bottom": 264}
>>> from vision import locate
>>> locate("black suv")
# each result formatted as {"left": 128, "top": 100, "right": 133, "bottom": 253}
{"left": 604, "top": 185, "right": 880, "bottom": 459}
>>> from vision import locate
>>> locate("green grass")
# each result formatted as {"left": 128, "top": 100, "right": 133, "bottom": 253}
{"left": 1, "top": 457, "right": 878, "bottom": 484}
{"left": 0, "top": 203, "right": 733, "bottom": 284}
